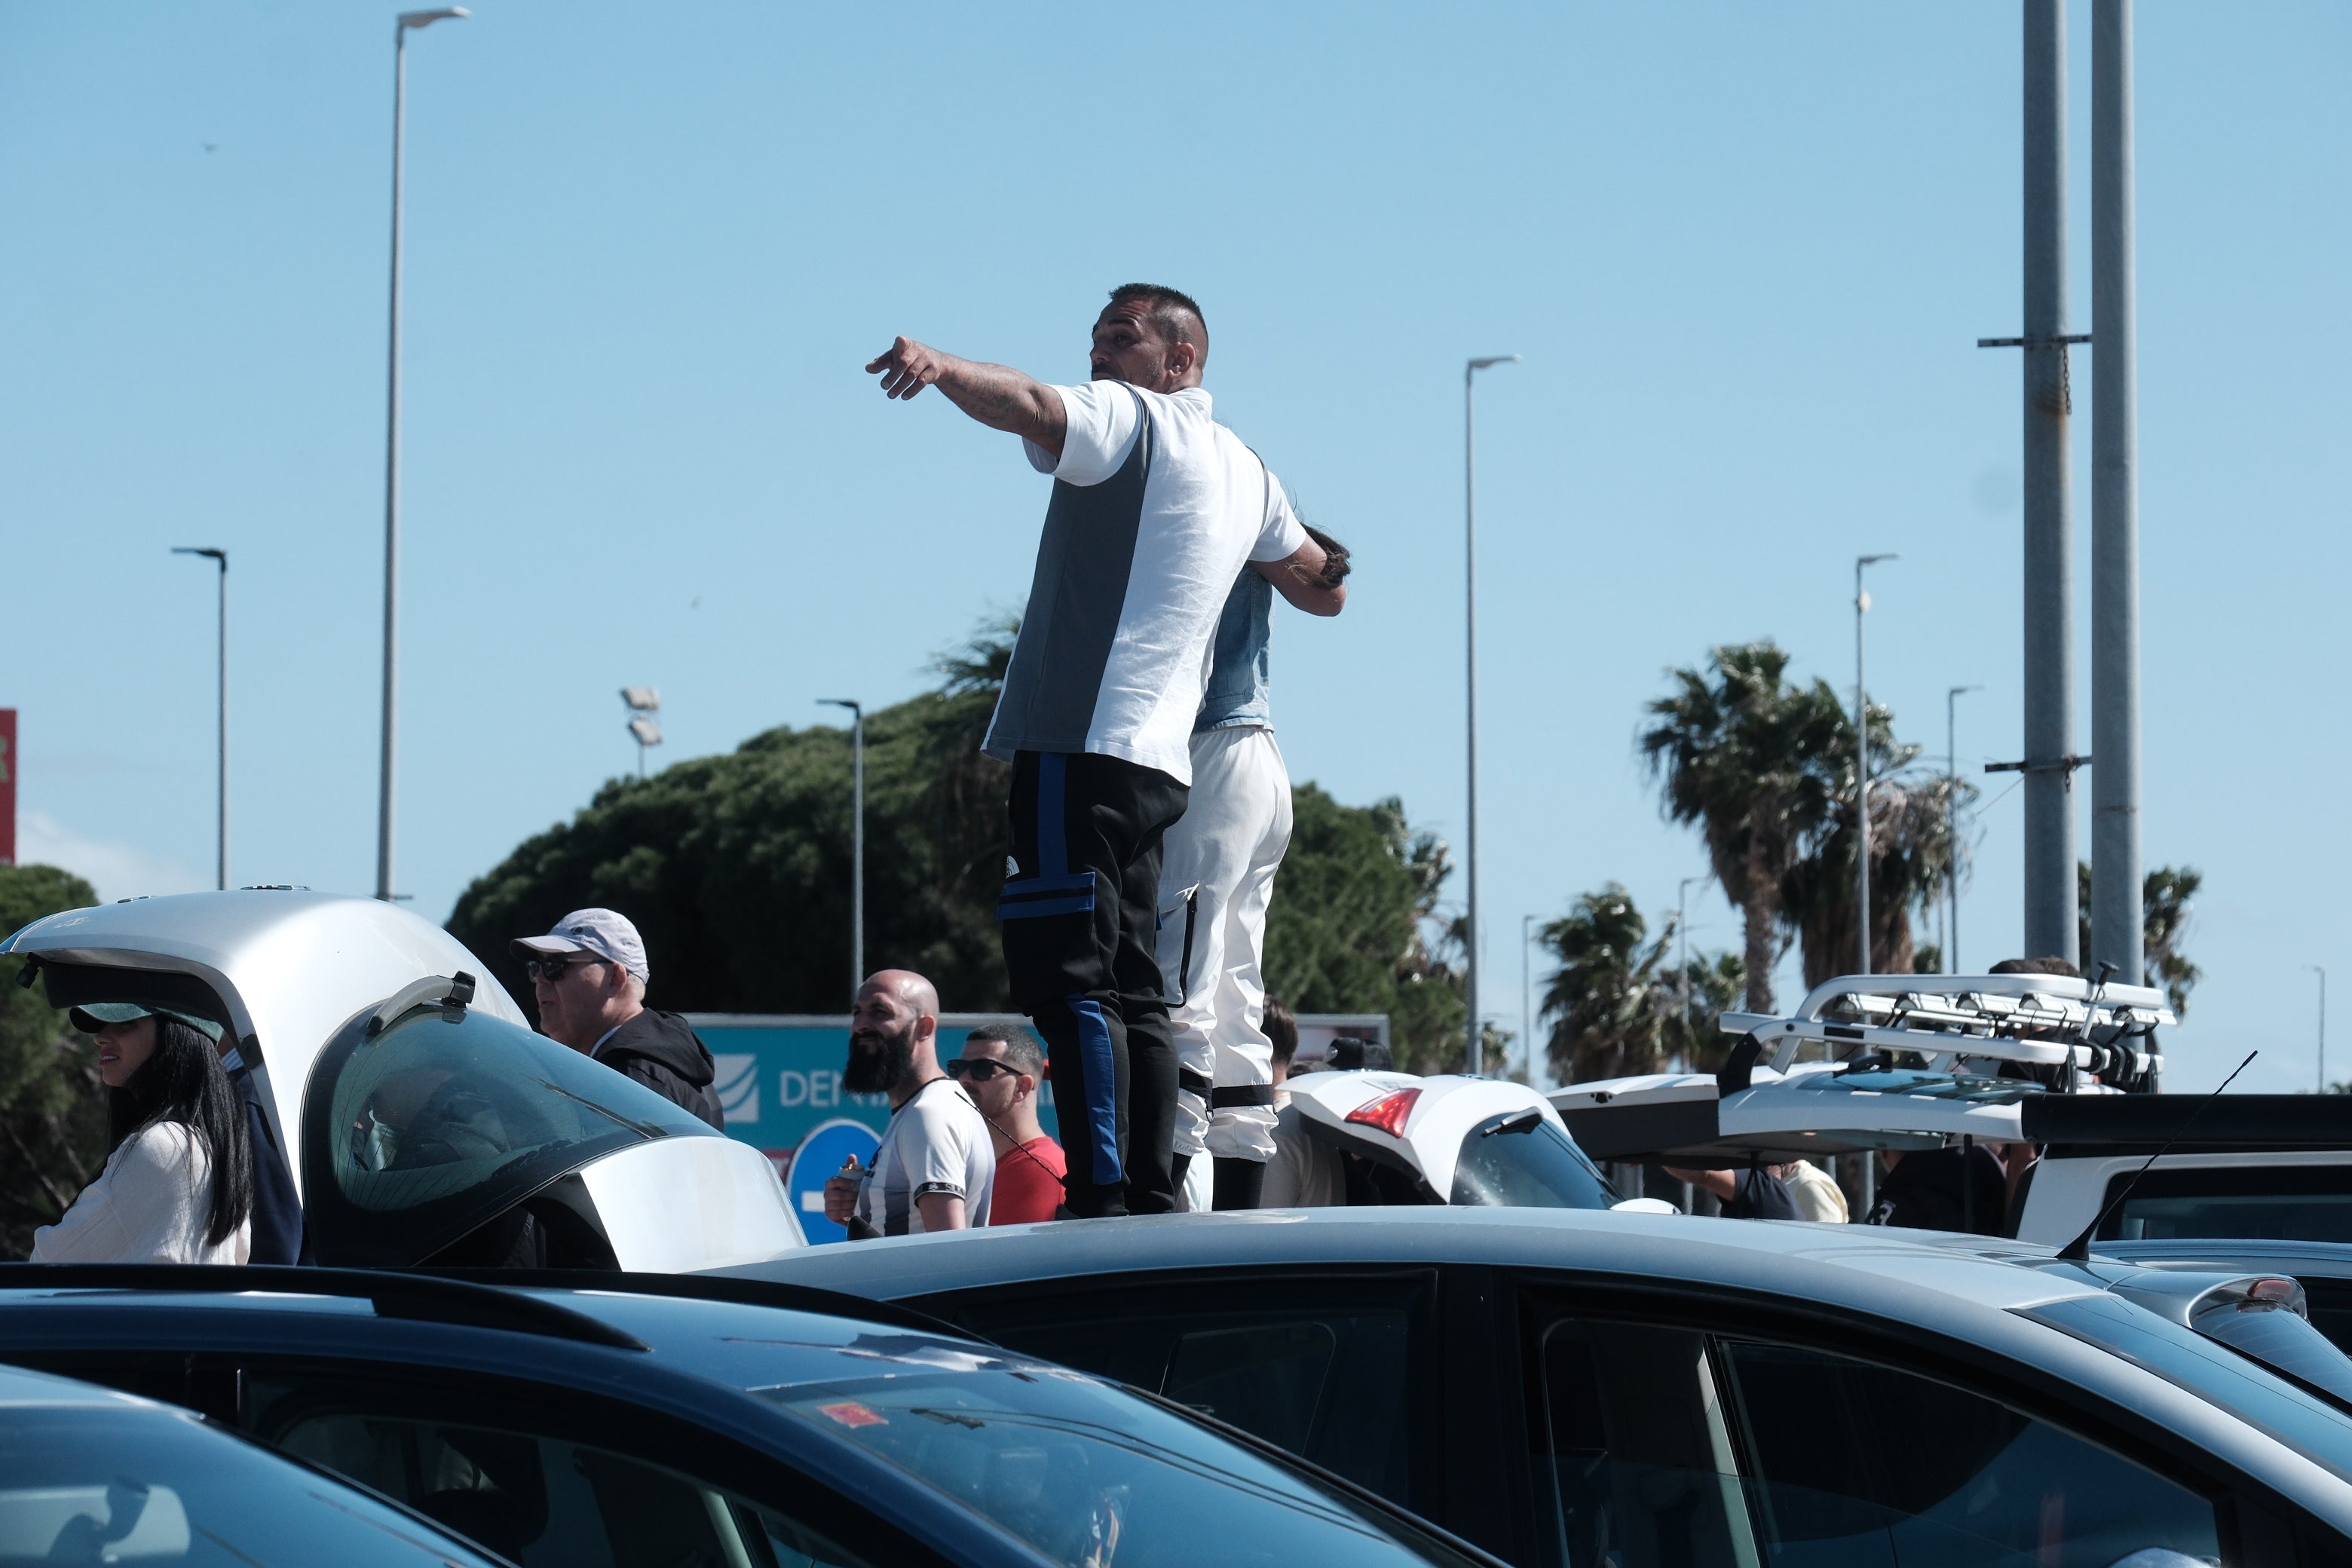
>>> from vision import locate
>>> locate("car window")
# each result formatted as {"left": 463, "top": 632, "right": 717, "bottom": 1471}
{"left": 243, "top": 1372, "right": 876, "bottom": 1568}
{"left": 1717, "top": 1337, "right": 2222, "bottom": 1568}
{"left": 945, "top": 1278, "right": 1423, "bottom": 1506}
{"left": 757, "top": 1366, "right": 1485, "bottom": 1568}
{"left": 0, "top": 1401, "right": 505, "bottom": 1566}
{"left": 1527, "top": 1319, "right": 1759, "bottom": 1568}
{"left": 1451, "top": 1114, "right": 1617, "bottom": 1210}
{"left": 300, "top": 998, "right": 719, "bottom": 1266}
{"left": 2299, "top": 1278, "right": 2352, "bottom": 1355}
{"left": 2098, "top": 1164, "right": 2352, "bottom": 1245}
{"left": 1524, "top": 1312, "right": 2225, "bottom": 1568}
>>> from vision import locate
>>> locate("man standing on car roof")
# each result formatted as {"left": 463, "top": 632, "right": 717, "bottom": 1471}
{"left": 1157, "top": 525, "right": 1347, "bottom": 1210}
{"left": 867, "top": 286, "right": 1336, "bottom": 1218}
{"left": 513, "top": 908, "right": 724, "bottom": 1130}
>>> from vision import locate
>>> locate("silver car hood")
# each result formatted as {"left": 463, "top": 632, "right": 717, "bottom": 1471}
{"left": 2, "top": 890, "right": 525, "bottom": 1191}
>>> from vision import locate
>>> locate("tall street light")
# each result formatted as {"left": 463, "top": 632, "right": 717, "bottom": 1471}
{"left": 1521, "top": 913, "right": 1541, "bottom": 1089}
{"left": 1677, "top": 874, "right": 1704, "bottom": 1068}
{"left": 1946, "top": 684, "right": 1983, "bottom": 971}
{"left": 1463, "top": 353, "right": 1519, "bottom": 1073}
{"left": 621, "top": 688, "right": 662, "bottom": 779}
{"left": 2314, "top": 965, "right": 2329, "bottom": 1094}
{"left": 821, "top": 700, "right": 864, "bottom": 997}
{"left": 173, "top": 547, "right": 228, "bottom": 890}
{"left": 1853, "top": 553, "right": 1897, "bottom": 974}
{"left": 376, "top": 4, "right": 467, "bottom": 903}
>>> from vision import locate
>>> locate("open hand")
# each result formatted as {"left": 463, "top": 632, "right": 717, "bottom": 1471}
{"left": 866, "top": 336, "right": 953, "bottom": 400}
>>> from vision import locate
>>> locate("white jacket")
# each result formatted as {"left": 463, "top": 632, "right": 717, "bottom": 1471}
{"left": 30, "top": 1121, "right": 252, "bottom": 1264}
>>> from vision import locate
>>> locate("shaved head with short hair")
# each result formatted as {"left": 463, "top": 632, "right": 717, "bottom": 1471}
{"left": 1107, "top": 283, "right": 1208, "bottom": 362}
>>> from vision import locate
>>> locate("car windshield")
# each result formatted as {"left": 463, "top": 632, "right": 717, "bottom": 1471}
{"left": 2020, "top": 1294, "right": 2352, "bottom": 1482}
{"left": 1451, "top": 1112, "right": 1618, "bottom": 1209}
{"left": 757, "top": 1366, "right": 1484, "bottom": 1568}
{"left": 302, "top": 999, "right": 718, "bottom": 1266}
{"left": 0, "top": 1400, "right": 503, "bottom": 1566}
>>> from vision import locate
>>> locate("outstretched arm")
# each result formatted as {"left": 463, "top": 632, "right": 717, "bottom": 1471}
{"left": 866, "top": 336, "right": 1067, "bottom": 458}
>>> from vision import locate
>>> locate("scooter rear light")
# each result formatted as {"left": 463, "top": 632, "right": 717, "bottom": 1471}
{"left": 1344, "top": 1087, "right": 1422, "bottom": 1138}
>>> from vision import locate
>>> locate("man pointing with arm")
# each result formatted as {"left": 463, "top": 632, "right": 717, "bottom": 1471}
{"left": 867, "top": 286, "right": 1332, "bottom": 1217}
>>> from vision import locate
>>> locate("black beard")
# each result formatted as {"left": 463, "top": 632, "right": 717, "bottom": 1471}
{"left": 842, "top": 1024, "right": 914, "bottom": 1095}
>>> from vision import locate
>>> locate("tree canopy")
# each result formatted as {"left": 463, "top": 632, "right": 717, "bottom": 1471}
{"left": 447, "top": 624, "right": 1472, "bottom": 1068}
{"left": 0, "top": 864, "right": 103, "bottom": 1259}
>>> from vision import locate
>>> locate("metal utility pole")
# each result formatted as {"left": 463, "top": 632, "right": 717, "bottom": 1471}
{"left": 1854, "top": 555, "right": 1897, "bottom": 975}
{"left": 1678, "top": 874, "right": 1703, "bottom": 1068}
{"left": 2314, "top": 966, "right": 2329, "bottom": 1094}
{"left": 1462, "top": 354, "right": 1518, "bottom": 1073}
{"left": 1522, "top": 914, "right": 1540, "bottom": 1087}
{"left": 1980, "top": 0, "right": 2084, "bottom": 963}
{"left": 376, "top": 5, "right": 467, "bottom": 903}
{"left": 173, "top": 548, "right": 228, "bottom": 889}
{"left": 1946, "top": 685, "right": 1982, "bottom": 970}
{"left": 2091, "top": 0, "right": 2144, "bottom": 991}
{"left": 822, "top": 700, "right": 865, "bottom": 994}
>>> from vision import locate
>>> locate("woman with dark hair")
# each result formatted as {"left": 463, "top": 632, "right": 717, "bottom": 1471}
{"left": 31, "top": 1003, "right": 253, "bottom": 1263}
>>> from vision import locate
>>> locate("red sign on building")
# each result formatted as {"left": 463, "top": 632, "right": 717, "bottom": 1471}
{"left": 0, "top": 709, "right": 15, "bottom": 865}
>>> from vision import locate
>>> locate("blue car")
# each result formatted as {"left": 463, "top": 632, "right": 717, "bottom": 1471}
{"left": 0, "top": 1265, "right": 1501, "bottom": 1568}
{"left": 0, "top": 1359, "right": 507, "bottom": 1566}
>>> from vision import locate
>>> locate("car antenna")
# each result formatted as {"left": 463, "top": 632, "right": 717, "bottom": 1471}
{"left": 2057, "top": 1049, "right": 2256, "bottom": 1263}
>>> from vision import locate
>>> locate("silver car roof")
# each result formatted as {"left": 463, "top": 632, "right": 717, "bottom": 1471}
{"left": 2, "top": 890, "right": 525, "bottom": 1178}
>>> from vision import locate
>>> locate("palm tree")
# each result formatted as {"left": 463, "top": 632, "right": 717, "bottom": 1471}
{"left": 1781, "top": 733, "right": 1973, "bottom": 987}
{"left": 1641, "top": 644, "right": 1843, "bottom": 1012}
{"left": 1539, "top": 885, "right": 1671, "bottom": 1083}
{"left": 2075, "top": 862, "right": 2203, "bottom": 1016}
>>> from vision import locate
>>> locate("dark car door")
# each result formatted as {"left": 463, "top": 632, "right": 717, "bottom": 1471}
{"left": 912, "top": 1269, "right": 1444, "bottom": 1520}
{"left": 14, "top": 1346, "right": 939, "bottom": 1568}
{"left": 1499, "top": 1278, "right": 2329, "bottom": 1568}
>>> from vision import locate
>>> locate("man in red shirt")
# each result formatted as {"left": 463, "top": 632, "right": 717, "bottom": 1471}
{"left": 949, "top": 1024, "right": 1066, "bottom": 1224}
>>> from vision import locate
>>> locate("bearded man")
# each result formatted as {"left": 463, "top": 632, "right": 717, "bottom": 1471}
{"left": 822, "top": 970, "right": 994, "bottom": 1238}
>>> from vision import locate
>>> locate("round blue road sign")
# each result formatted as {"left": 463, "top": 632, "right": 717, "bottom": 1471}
{"left": 787, "top": 1117, "right": 881, "bottom": 1245}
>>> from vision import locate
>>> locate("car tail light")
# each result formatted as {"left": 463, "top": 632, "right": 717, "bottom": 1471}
{"left": 1344, "top": 1087, "right": 1421, "bottom": 1138}
{"left": 2248, "top": 1278, "right": 2298, "bottom": 1306}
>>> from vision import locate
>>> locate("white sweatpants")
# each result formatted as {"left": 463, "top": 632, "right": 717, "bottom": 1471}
{"left": 1156, "top": 725, "right": 1291, "bottom": 1162}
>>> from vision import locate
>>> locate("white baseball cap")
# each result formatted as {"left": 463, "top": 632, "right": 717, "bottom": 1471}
{"left": 512, "top": 908, "right": 650, "bottom": 983}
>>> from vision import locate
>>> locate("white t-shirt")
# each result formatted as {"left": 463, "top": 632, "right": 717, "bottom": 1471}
{"left": 985, "top": 382, "right": 1307, "bottom": 786}
{"left": 855, "top": 1077, "right": 995, "bottom": 1237}
{"left": 30, "top": 1122, "right": 252, "bottom": 1265}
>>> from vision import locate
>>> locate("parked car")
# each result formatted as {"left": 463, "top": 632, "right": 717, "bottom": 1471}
{"left": 2, "top": 890, "right": 801, "bottom": 1266}
{"left": 0, "top": 1358, "right": 509, "bottom": 1566}
{"left": 1283, "top": 1070, "right": 1622, "bottom": 1210}
{"left": 2079, "top": 1238, "right": 2352, "bottom": 1355}
{"left": 0, "top": 1263, "right": 1502, "bottom": 1568}
{"left": 721, "top": 1206, "right": 2352, "bottom": 1566}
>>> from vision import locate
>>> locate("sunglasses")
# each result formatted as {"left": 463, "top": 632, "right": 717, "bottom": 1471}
{"left": 524, "top": 955, "right": 606, "bottom": 983}
{"left": 944, "top": 1058, "right": 1019, "bottom": 1083}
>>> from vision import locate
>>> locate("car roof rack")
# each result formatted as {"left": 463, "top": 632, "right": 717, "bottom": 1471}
{"left": 1722, "top": 971, "right": 2173, "bottom": 1086}
{"left": 0, "top": 1263, "right": 647, "bottom": 1351}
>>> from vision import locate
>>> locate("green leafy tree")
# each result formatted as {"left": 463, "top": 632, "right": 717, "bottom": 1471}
{"left": 2075, "top": 862, "right": 2203, "bottom": 1016}
{"left": 1781, "top": 750, "right": 1972, "bottom": 988}
{"left": 451, "top": 620, "right": 1468, "bottom": 1059}
{"left": 1641, "top": 643, "right": 1845, "bottom": 1012}
{"left": 0, "top": 865, "right": 103, "bottom": 1260}
{"left": 1539, "top": 885, "right": 1671, "bottom": 1082}
{"left": 1659, "top": 949, "right": 1749, "bottom": 1073}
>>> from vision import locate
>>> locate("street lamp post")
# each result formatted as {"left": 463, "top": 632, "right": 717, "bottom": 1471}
{"left": 1463, "top": 353, "right": 1519, "bottom": 1073}
{"left": 1947, "top": 684, "right": 1983, "bottom": 971}
{"left": 1522, "top": 913, "right": 1540, "bottom": 1088}
{"left": 620, "top": 688, "right": 662, "bottom": 779}
{"left": 822, "top": 700, "right": 865, "bottom": 996}
{"left": 1677, "top": 874, "right": 1704, "bottom": 1069}
{"left": 2314, "top": 965, "right": 2329, "bottom": 1094}
{"left": 1854, "top": 554, "right": 1897, "bottom": 975}
{"left": 376, "top": 5, "right": 467, "bottom": 903}
{"left": 173, "top": 547, "right": 228, "bottom": 890}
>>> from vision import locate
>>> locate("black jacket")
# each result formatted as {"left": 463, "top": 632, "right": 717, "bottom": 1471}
{"left": 1865, "top": 1144, "right": 2009, "bottom": 1235}
{"left": 594, "top": 1009, "right": 724, "bottom": 1130}
{"left": 230, "top": 1066, "right": 307, "bottom": 1265}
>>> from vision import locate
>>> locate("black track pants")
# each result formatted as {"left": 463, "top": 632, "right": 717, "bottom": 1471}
{"left": 1001, "top": 749, "right": 1188, "bottom": 1217}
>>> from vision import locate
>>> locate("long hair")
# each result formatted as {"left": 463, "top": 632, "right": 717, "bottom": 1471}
{"left": 107, "top": 1018, "right": 254, "bottom": 1248}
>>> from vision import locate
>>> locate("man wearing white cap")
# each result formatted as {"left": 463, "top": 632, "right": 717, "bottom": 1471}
{"left": 513, "top": 908, "right": 723, "bottom": 1129}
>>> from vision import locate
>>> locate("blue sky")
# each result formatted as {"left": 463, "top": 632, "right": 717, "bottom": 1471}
{"left": 2, "top": 3, "right": 2345, "bottom": 1094}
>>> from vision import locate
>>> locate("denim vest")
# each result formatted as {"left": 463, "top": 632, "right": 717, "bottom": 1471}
{"left": 1196, "top": 568, "right": 1272, "bottom": 731}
